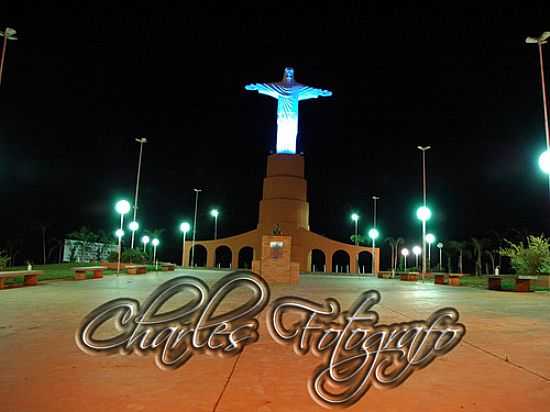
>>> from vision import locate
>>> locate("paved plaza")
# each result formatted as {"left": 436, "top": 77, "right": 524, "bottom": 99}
{"left": 1, "top": 269, "right": 549, "bottom": 411}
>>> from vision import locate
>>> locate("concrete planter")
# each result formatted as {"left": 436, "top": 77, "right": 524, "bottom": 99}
{"left": 400, "top": 272, "right": 418, "bottom": 281}
{"left": 533, "top": 275, "right": 550, "bottom": 288}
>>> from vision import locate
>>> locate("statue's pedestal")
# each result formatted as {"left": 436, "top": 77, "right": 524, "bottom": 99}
{"left": 252, "top": 235, "right": 299, "bottom": 284}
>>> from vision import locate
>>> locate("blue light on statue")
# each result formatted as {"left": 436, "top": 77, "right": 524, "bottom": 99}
{"left": 245, "top": 67, "right": 332, "bottom": 154}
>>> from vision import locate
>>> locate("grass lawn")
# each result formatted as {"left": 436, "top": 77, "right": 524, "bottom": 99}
{"left": 1, "top": 262, "right": 159, "bottom": 286}
{"left": 456, "top": 275, "right": 549, "bottom": 291}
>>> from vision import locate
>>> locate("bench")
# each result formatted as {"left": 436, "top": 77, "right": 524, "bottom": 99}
{"left": 488, "top": 275, "right": 538, "bottom": 292}
{"left": 0, "top": 270, "right": 44, "bottom": 289}
{"left": 378, "top": 271, "right": 393, "bottom": 279}
{"left": 126, "top": 265, "right": 147, "bottom": 275}
{"left": 400, "top": 272, "right": 418, "bottom": 281}
{"left": 160, "top": 263, "right": 176, "bottom": 272}
{"left": 72, "top": 266, "right": 107, "bottom": 281}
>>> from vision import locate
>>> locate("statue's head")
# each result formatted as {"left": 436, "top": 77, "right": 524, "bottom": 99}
{"left": 284, "top": 67, "right": 294, "bottom": 80}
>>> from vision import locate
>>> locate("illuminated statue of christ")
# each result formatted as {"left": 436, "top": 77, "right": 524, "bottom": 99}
{"left": 245, "top": 67, "right": 332, "bottom": 154}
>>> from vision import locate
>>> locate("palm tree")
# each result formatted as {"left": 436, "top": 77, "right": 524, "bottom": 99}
{"left": 350, "top": 234, "right": 366, "bottom": 245}
{"left": 385, "top": 237, "right": 403, "bottom": 273}
{"left": 484, "top": 250, "right": 495, "bottom": 274}
{"left": 471, "top": 238, "right": 483, "bottom": 276}
{"left": 47, "top": 238, "right": 65, "bottom": 263}
{"left": 446, "top": 240, "right": 471, "bottom": 274}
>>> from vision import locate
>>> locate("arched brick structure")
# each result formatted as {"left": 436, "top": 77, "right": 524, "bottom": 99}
{"left": 186, "top": 154, "right": 379, "bottom": 274}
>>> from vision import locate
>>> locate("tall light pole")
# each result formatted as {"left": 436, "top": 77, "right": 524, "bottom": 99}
{"left": 131, "top": 137, "right": 147, "bottom": 248}
{"left": 351, "top": 213, "right": 359, "bottom": 245}
{"left": 368, "top": 228, "right": 379, "bottom": 275}
{"left": 210, "top": 209, "right": 219, "bottom": 239}
{"left": 401, "top": 248, "right": 409, "bottom": 272}
{"left": 152, "top": 238, "right": 159, "bottom": 269}
{"left": 128, "top": 221, "right": 139, "bottom": 248}
{"left": 371, "top": 196, "right": 380, "bottom": 274}
{"left": 437, "top": 242, "right": 444, "bottom": 271}
{"left": 527, "top": 33, "right": 550, "bottom": 192}
{"left": 0, "top": 27, "right": 17, "bottom": 87}
{"left": 180, "top": 222, "right": 191, "bottom": 266}
{"left": 190, "top": 188, "right": 202, "bottom": 266}
{"left": 412, "top": 245, "right": 421, "bottom": 271}
{"left": 115, "top": 200, "right": 131, "bottom": 273}
{"left": 141, "top": 235, "right": 150, "bottom": 253}
{"left": 115, "top": 229, "right": 124, "bottom": 274}
{"left": 425, "top": 233, "right": 435, "bottom": 272}
{"left": 417, "top": 146, "right": 431, "bottom": 275}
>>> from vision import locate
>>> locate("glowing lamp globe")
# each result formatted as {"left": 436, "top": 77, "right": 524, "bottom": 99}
{"left": 180, "top": 222, "right": 191, "bottom": 233}
{"left": 437, "top": 242, "right": 444, "bottom": 249}
{"left": 401, "top": 248, "right": 409, "bottom": 257}
{"left": 539, "top": 150, "right": 550, "bottom": 174}
{"left": 425, "top": 233, "right": 436, "bottom": 244}
{"left": 115, "top": 229, "right": 124, "bottom": 239}
{"left": 115, "top": 200, "right": 131, "bottom": 215}
{"left": 416, "top": 206, "right": 432, "bottom": 222}
{"left": 368, "top": 228, "right": 380, "bottom": 240}
{"left": 413, "top": 246, "right": 422, "bottom": 256}
{"left": 128, "top": 221, "right": 139, "bottom": 232}
{"left": 210, "top": 209, "right": 219, "bottom": 218}
{"left": 141, "top": 235, "right": 150, "bottom": 245}
{"left": 351, "top": 213, "right": 359, "bottom": 222}
{"left": 152, "top": 238, "right": 160, "bottom": 247}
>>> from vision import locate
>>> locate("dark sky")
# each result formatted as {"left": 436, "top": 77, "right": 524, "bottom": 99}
{"left": 1, "top": 3, "right": 550, "bottom": 264}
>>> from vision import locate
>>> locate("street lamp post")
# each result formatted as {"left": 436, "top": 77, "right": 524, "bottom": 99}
{"left": 0, "top": 27, "right": 17, "bottom": 87}
{"left": 368, "top": 228, "right": 380, "bottom": 275}
{"left": 115, "top": 229, "right": 124, "bottom": 274}
{"left": 425, "top": 233, "right": 436, "bottom": 271}
{"left": 131, "top": 137, "right": 147, "bottom": 248}
{"left": 413, "top": 246, "right": 421, "bottom": 271}
{"left": 180, "top": 222, "right": 191, "bottom": 266}
{"left": 401, "top": 248, "right": 409, "bottom": 272}
{"left": 115, "top": 200, "right": 131, "bottom": 273}
{"left": 351, "top": 213, "right": 359, "bottom": 246}
{"left": 417, "top": 146, "right": 431, "bottom": 275}
{"left": 141, "top": 235, "right": 150, "bottom": 253}
{"left": 371, "top": 196, "right": 380, "bottom": 275}
{"left": 190, "top": 189, "right": 202, "bottom": 266}
{"left": 527, "top": 33, "right": 550, "bottom": 189}
{"left": 416, "top": 205, "right": 432, "bottom": 279}
{"left": 437, "top": 242, "right": 444, "bottom": 271}
{"left": 128, "top": 221, "right": 139, "bottom": 248}
{"left": 152, "top": 238, "right": 159, "bottom": 270}
{"left": 210, "top": 209, "right": 219, "bottom": 240}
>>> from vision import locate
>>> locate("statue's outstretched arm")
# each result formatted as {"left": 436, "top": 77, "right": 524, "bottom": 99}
{"left": 298, "top": 87, "right": 333, "bottom": 101}
{"left": 244, "top": 83, "right": 280, "bottom": 98}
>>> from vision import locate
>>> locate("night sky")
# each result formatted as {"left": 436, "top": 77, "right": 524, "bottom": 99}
{"left": 1, "top": 3, "right": 550, "bottom": 265}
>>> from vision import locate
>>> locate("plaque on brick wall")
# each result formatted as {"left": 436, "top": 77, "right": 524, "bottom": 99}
{"left": 270, "top": 241, "right": 284, "bottom": 258}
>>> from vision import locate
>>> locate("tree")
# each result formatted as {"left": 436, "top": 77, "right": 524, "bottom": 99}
{"left": 484, "top": 250, "right": 496, "bottom": 274}
{"left": 446, "top": 240, "right": 471, "bottom": 274}
{"left": 47, "top": 238, "right": 65, "bottom": 263}
{"left": 500, "top": 235, "right": 550, "bottom": 276}
{"left": 471, "top": 238, "right": 486, "bottom": 276}
{"left": 350, "top": 234, "right": 366, "bottom": 245}
{"left": 0, "top": 250, "right": 10, "bottom": 270}
{"left": 385, "top": 237, "right": 403, "bottom": 272}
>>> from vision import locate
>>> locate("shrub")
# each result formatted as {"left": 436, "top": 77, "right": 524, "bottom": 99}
{"left": 107, "top": 249, "right": 147, "bottom": 264}
{"left": 500, "top": 235, "right": 550, "bottom": 276}
{"left": 0, "top": 250, "right": 10, "bottom": 270}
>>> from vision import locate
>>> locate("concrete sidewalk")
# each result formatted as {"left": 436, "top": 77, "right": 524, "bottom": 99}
{"left": 0, "top": 270, "right": 549, "bottom": 411}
